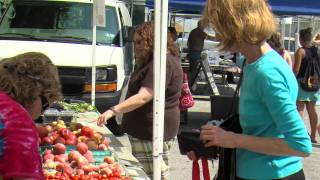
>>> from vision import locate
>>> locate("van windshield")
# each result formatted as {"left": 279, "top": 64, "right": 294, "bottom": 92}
{"left": 0, "top": 1, "right": 119, "bottom": 45}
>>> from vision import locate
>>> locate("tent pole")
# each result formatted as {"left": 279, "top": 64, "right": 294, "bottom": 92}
{"left": 153, "top": 0, "right": 168, "bottom": 179}
{"left": 295, "top": 16, "right": 300, "bottom": 52}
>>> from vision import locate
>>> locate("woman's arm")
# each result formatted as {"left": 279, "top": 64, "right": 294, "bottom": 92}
{"left": 112, "top": 86, "right": 153, "bottom": 114}
{"left": 284, "top": 50, "right": 293, "bottom": 69}
{"left": 235, "top": 133, "right": 309, "bottom": 157}
{"left": 201, "top": 125, "right": 310, "bottom": 157}
{"left": 293, "top": 48, "right": 305, "bottom": 76}
{"left": 97, "top": 86, "right": 153, "bottom": 126}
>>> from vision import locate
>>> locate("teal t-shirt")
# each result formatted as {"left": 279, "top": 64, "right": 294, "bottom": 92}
{"left": 237, "top": 50, "right": 312, "bottom": 179}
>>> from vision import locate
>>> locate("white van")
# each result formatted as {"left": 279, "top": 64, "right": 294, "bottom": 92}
{"left": 0, "top": 0, "right": 133, "bottom": 112}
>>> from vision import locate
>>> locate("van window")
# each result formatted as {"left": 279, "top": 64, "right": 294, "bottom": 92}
{"left": 0, "top": 1, "right": 119, "bottom": 45}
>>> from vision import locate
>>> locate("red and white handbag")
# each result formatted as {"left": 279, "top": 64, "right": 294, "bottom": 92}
{"left": 179, "top": 73, "right": 195, "bottom": 110}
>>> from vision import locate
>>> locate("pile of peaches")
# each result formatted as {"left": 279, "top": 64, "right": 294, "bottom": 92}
{"left": 37, "top": 121, "right": 131, "bottom": 179}
{"left": 38, "top": 121, "right": 109, "bottom": 150}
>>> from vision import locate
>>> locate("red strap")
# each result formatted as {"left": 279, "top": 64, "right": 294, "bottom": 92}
{"left": 202, "top": 158, "right": 210, "bottom": 180}
{"left": 192, "top": 158, "right": 210, "bottom": 180}
{"left": 192, "top": 160, "right": 200, "bottom": 180}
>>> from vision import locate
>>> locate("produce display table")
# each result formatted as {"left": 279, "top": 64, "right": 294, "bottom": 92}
{"left": 74, "top": 112, "right": 150, "bottom": 180}
{"left": 39, "top": 102, "right": 150, "bottom": 180}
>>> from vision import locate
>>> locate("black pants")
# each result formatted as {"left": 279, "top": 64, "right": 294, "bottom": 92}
{"left": 188, "top": 51, "right": 202, "bottom": 87}
{"left": 236, "top": 169, "right": 305, "bottom": 180}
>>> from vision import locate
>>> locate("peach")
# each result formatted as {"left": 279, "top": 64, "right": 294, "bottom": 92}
{"left": 104, "top": 156, "right": 114, "bottom": 164}
{"left": 76, "top": 142, "right": 88, "bottom": 155}
{"left": 53, "top": 143, "right": 66, "bottom": 155}
{"left": 68, "top": 150, "right": 81, "bottom": 162}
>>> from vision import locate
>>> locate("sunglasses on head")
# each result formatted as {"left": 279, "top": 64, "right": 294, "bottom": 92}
{"left": 41, "top": 96, "right": 49, "bottom": 112}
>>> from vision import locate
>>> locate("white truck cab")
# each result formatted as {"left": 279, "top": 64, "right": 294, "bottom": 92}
{"left": 0, "top": 0, "right": 133, "bottom": 112}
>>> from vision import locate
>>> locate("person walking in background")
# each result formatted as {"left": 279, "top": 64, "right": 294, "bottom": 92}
{"left": 0, "top": 52, "right": 62, "bottom": 179}
{"left": 96, "top": 22, "right": 183, "bottom": 180}
{"left": 189, "top": 0, "right": 312, "bottom": 179}
{"left": 293, "top": 27, "right": 320, "bottom": 143}
{"left": 187, "top": 20, "right": 217, "bottom": 86}
{"left": 267, "top": 32, "right": 293, "bottom": 69}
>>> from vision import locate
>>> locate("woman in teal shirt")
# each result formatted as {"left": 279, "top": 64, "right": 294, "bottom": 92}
{"left": 199, "top": 0, "right": 312, "bottom": 179}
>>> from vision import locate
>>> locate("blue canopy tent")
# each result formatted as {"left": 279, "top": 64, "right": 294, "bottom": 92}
{"left": 146, "top": 0, "right": 320, "bottom": 16}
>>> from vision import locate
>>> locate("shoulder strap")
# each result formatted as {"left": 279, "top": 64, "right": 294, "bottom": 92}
{"left": 227, "top": 59, "right": 246, "bottom": 115}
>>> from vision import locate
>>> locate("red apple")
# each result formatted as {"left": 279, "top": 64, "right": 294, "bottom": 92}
{"left": 68, "top": 133, "right": 77, "bottom": 140}
{"left": 81, "top": 126, "right": 94, "bottom": 138}
{"left": 54, "top": 143, "right": 66, "bottom": 155}
{"left": 68, "top": 150, "right": 81, "bottom": 162}
{"left": 54, "top": 137, "right": 66, "bottom": 144}
{"left": 61, "top": 128, "right": 72, "bottom": 139}
{"left": 104, "top": 156, "right": 114, "bottom": 164}
{"left": 76, "top": 142, "right": 88, "bottom": 155}
{"left": 65, "top": 138, "right": 77, "bottom": 145}
{"left": 42, "top": 137, "right": 53, "bottom": 145}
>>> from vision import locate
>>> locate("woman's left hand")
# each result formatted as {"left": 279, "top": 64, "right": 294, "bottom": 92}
{"left": 96, "top": 110, "right": 114, "bottom": 126}
{"left": 200, "top": 125, "right": 238, "bottom": 148}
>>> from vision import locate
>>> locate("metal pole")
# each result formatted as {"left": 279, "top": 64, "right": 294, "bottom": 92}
{"left": 153, "top": 0, "right": 168, "bottom": 179}
{"left": 91, "top": 21, "right": 97, "bottom": 106}
{"left": 295, "top": 16, "right": 300, "bottom": 51}
{"left": 288, "top": 20, "right": 292, "bottom": 51}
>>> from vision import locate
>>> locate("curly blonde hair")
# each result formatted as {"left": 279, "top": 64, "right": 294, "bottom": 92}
{"left": 0, "top": 52, "right": 62, "bottom": 107}
{"left": 203, "top": 0, "right": 276, "bottom": 50}
{"left": 133, "top": 22, "right": 179, "bottom": 68}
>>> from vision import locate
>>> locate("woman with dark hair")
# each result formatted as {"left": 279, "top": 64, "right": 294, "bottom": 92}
{"left": 0, "top": 52, "right": 62, "bottom": 179}
{"left": 96, "top": 22, "right": 183, "bottom": 179}
{"left": 267, "top": 32, "right": 293, "bottom": 69}
{"left": 293, "top": 27, "right": 320, "bottom": 143}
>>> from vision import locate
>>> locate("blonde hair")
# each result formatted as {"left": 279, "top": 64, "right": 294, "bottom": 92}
{"left": 0, "top": 52, "right": 62, "bottom": 107}
{"left": 203, "top": 0, "right": 276, "bottom": 50}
